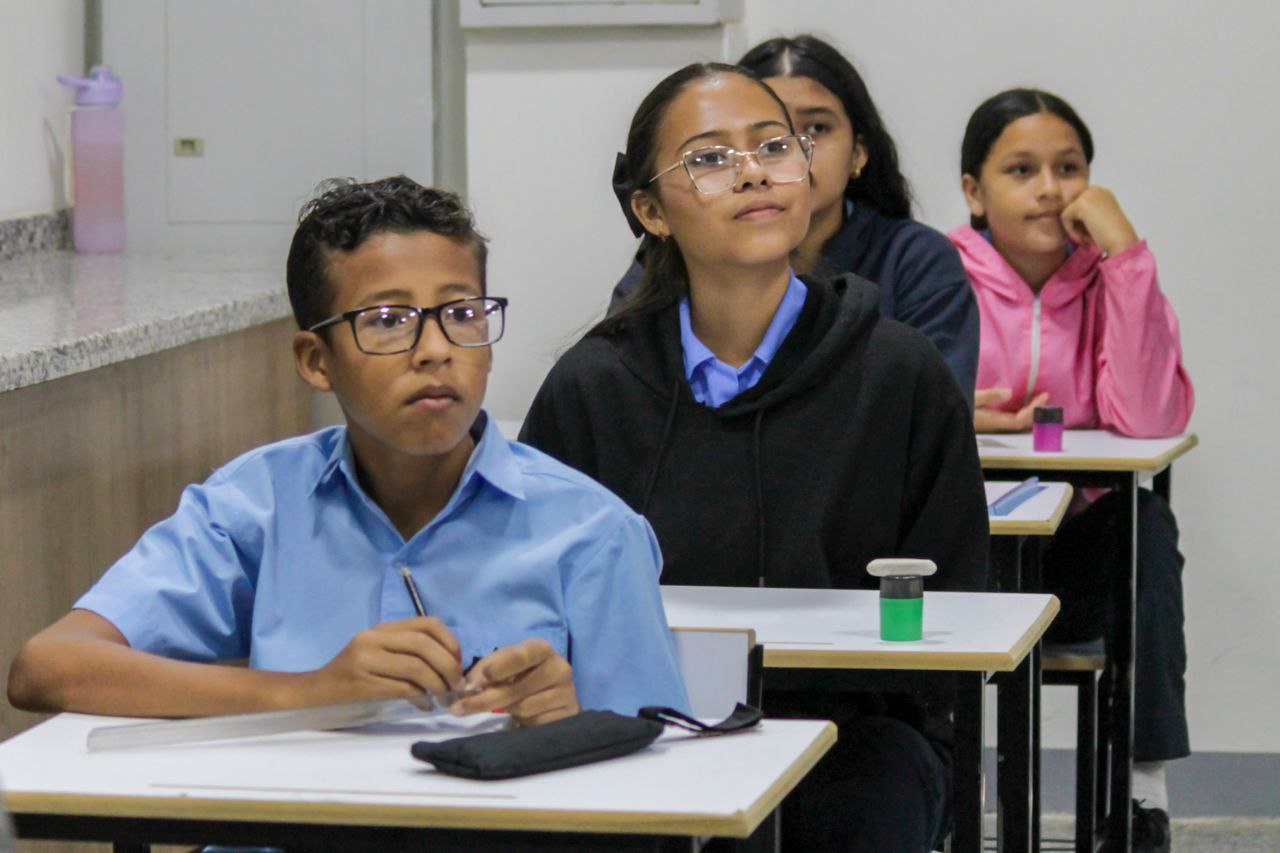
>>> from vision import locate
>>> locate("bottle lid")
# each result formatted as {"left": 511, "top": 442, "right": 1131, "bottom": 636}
{"left": 57, "top": 65, "right": 123, "bottom": 106}
{"left": 1033, "top": 406, "right": 1064, "bottom": 424}
{"left": 879, "top": 575, "right": 924, "bottom": 599}
{"left": 867, "top": 558, "right": 936, "bottom": 578}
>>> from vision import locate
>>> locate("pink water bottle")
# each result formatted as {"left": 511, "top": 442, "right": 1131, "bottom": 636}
{"left": 58, "top": 66, "right": 125, "bottom": 253}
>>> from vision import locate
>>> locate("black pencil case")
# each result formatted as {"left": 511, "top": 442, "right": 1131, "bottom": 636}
{"left": 410, "top": 710, "right": 663, "bottom": 780}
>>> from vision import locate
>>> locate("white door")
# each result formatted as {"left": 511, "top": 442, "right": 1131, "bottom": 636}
{"left": 103, "top": 0, "right": 433, "bottom": 250}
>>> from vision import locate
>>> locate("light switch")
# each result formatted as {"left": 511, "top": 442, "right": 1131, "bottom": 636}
{"left": 173, "top": 137, "right": 205, "bottom": 157}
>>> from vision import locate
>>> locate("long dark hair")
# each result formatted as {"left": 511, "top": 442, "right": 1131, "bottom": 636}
{"left": 960, "top": 88, "right": 1094, "bottom": 229}
{"left": 740, "top": 34, "right": 912, "bottom": 219}
{"left": 593, "top": 62, "right": 794, "bottom": 338}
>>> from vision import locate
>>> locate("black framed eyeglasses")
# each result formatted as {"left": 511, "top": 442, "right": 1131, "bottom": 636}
{"left": 649, "top": 134, "right": 814, "bottom": 196}
{"left": 308, "top": 297, "right": 509, "bottom": 354}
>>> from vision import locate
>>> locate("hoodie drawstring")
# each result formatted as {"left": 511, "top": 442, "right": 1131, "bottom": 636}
{"left": 639, "top": 379, "right": 681, "bottom": 516}
{"left": 752, "top": 409, "right": 767, "bottom": 587}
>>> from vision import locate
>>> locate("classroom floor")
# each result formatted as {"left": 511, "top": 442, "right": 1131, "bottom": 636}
{"left": 989, "top": 814, "right": 1280, "bottom": 852}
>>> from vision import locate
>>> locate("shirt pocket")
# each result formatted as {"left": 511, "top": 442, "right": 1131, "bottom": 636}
{"left": 452, "top": 623, "right": 570, "bottom": 674}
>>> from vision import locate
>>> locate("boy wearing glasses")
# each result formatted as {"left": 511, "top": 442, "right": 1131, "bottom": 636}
{"left": 8, "top": 176, "right": 688, "bottom": 725}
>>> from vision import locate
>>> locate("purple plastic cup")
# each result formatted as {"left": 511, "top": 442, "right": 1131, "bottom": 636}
{"left": 1033, "top": 406, "right": 1064, "bottom": 452}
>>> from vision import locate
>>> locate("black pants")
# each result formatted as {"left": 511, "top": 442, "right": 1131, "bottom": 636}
{"left": 775, "top": 714, "right": 949, "bottom": 852}
{"left": 1040, "top": 488, "right": 1190, "bottom": 761}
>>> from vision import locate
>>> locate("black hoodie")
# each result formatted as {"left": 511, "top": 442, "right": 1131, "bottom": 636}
{"left": 521, "top": 272, "right": 989, "bottom": 745}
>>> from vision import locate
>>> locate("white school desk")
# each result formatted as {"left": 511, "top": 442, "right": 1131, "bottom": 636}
{"left": 987, "top": 480, "right": 1073, "bottom": 538}
{"left": 661, "top": 586, "right": 1059, "bottom": 853}
{"left": 0, "top": 713, "right": 835, "bottom": 852}
{"left": 979, "top": 430, "right": 1197, "bottom": 852}
{"left": 978, "top": 430, "right": 1197, "bottom": 474}
{"left": 986, "top": 479, "right": 1073, "bottom": 602}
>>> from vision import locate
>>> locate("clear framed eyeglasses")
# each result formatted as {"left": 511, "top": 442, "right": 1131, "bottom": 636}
{"left": 308, "top": 296, "right": 508, "bottom": 354}
{"left": 649, "top": 134, "right": 814, "bottom": 196}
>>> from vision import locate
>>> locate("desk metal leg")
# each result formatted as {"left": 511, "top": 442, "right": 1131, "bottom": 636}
{"left": 1105, "top": 473, "right": 1139, "bottom": 851}
{"left": 1032, "top": 641, "right": 1042, "bottom": 852}
{"left": 1153, "top": 466, "right": 1171, "bottom": 502}
{"left": 997, "top": 652, "right": 1033, "bottom": 853}
{"left": 1076, "top": 669, "right": 1100, "bottom": 853}
{"left": 992, "top": 533, "right": 1043, "bottom": 853}
{"left": 1024, "top": 536, "right": 1044, "bottom": 853}
{"left": 990, "top": 535, "right": 1024, "bottom": 592}
{"left": 952, "top": 672, "right": 985, "bottom": 853}
{"left": 957, "top": 671, "right": 983, "bottom": 850}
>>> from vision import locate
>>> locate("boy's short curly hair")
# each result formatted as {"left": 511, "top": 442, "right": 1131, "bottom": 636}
{"left": 286, "top": 176, "right": 488, "bottom": 331}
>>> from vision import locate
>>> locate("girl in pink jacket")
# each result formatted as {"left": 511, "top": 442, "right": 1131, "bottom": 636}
{"left": 951, "top": 89, "right": 1191, "bottom": 853}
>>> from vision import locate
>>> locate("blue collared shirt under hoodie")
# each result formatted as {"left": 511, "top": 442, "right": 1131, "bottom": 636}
{"left": 678, "top": 271, "right": 808, "bottom": 407}
{"left": 76, "top": 414, "right": 689, "bottom": 716}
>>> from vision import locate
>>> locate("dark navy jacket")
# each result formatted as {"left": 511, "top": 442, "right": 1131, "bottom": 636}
{"left": 609, "top": 203, "right": 979, "bottom": 407}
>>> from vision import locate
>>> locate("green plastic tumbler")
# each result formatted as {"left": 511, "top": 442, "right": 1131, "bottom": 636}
{"left": 879, "top": 575, "right": 924, "bottom": 641}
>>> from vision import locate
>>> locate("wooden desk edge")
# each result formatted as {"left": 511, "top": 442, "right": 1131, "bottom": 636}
{"left": 989, "top": 483, "right": 1073, "bottom": 536}
{"left": 2, "top": 722, "right": 838, "bottom": 840}
{"left": 738, "top": 720, "right": 837, "bottom": 834}
{"left": 1006, "top": 594, "right": 1061, "bottom": 668}
{"left": 980, "top": 433, "right": 1198, "bottom": 473}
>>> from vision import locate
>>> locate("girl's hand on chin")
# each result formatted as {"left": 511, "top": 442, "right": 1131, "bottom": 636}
{"left": 973, "top": 389, "right": 1050, "bottom": 433}
{"left": 1060, "top": 186, "right": 1139, "bottom": 257}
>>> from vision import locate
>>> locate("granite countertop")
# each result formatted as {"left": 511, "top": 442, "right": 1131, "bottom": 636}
{"left": 0, "top": 250, "right": 292, "bottom": 393}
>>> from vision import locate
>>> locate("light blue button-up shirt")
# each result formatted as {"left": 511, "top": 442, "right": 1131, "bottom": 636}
{"left": 77, "top": 414, "right": 689, "bottom": 715}
{"left": 679, "top": 272, "right": 808, "bottom": 407}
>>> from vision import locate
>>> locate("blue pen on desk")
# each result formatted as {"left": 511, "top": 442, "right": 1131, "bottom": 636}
{"left": 989, "top": 476, "right": 1043, "bottom": 516}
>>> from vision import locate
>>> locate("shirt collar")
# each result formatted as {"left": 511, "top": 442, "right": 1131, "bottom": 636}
{"left": 461, "top": 411, "right": 527, "bottom": 500}
{"left": 678, "top": 298, "right": 718, "bottom": 378}
{"left": 677, "top": 271, "right": 807, "bottom": 380}
{"left": 310, "top": 410, "right": 526, "bottom": 502}
{"left": 755, "top": 272, "right": 807, "bottom": 366}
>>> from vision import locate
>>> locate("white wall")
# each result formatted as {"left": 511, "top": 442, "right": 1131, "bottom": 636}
{"left": 467, "top": 24, "right": 742, "bottom": 420}
{"left": 0, "top": 0, "right": 84, "bottom": 220}
{"left": 471, "top": 2, "right": 1280, "bottom": 753}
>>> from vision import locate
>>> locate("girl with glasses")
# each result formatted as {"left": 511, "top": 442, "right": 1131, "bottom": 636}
{"left": 610, "top": 34, "right": 980, "bottom": 405}
{"left": 521, "top": 62, "right": 988, "bottom": 852}
{"left": 951, "top": 88, "right": 1193, "bottom": 852}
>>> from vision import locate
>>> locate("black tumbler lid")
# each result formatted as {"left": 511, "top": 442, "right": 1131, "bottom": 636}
{"left": 879, "top": 575, "right": 924, "bottom": 599}
{"left": 1033, "top": 405, "right": 1064, "bottom": 424}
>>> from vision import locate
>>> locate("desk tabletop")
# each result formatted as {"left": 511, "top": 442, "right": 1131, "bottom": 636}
{"left": 987, "top": 480, "right": 1073, "bottom": 536}
{"left": 0, "top": 714, "right": 834, "bottom": 839}
{"left": 661, "top": 586, "right": 1058, "bottom": 672}
{"left": 978, "top": 430, "right": 1197, "bottom": 472}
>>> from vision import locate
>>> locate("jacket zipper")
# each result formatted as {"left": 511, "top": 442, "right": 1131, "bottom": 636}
{"left": 1024, "top": 294, "right": 1041, "bottom": 406}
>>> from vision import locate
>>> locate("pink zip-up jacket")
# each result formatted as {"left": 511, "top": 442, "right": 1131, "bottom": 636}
{"left": 948, "top": 226, "right": 1193, "bottom": 438}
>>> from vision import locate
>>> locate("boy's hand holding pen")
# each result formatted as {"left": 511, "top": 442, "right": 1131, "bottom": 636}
{"left": 398, "top": 566, "right": 478, "bottom": 699}
{"left": 399, "top": 566, "right": 579, "bottom": 725}
{"left": 282, "top": 567, "right": 470, "bottom": 710}
{"left": 453, "top": 638, "right": 581, "bottom": 726}
{"left": 295, "top": 613, "right": 467, "bottom": 708}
